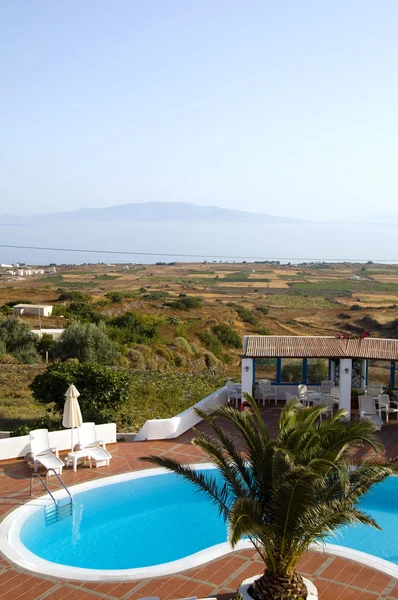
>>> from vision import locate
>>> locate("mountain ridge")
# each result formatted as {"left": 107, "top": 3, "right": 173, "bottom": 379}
{"left": 0, "top": 202, "right": 300, "bottom": 224}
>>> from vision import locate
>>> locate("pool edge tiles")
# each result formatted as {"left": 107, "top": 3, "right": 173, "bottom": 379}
{"left": 1, "top": 465, "right": 398, "bottom": 582}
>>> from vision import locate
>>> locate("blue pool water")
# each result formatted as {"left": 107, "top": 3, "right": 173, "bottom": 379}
{"left": 20, "top": 470, "right": 398, "bottom": 570}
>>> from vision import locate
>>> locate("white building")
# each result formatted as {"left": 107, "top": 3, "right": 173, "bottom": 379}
{"left": 31, "top": 328, "right": 64, "bottom": 339}
{"left": 12, "top": 304, "right": 53, "bottom": 317}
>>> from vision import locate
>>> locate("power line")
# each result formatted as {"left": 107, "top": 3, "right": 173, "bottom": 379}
{"left": 0, "top": 243, "right": 396, "bottom": 263}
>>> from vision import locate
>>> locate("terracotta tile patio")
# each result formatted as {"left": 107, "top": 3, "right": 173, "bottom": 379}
{"left": 1, "top": 406, "right": 398, "bottom": 599}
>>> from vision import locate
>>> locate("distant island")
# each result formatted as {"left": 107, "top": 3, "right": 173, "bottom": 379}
{"left": 0, "top": 202, "right": 300, "bottom": 224}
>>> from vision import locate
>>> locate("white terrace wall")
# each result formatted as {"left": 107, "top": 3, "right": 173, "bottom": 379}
{"left": 134, "top": 386, "right": 228, "bottom": 441}
{"left": 0, "top": 423, "right": 117, "bottom": 461}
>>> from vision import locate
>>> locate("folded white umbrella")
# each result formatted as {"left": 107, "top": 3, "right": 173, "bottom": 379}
{"left": 63, "top": 384, "right": 83, "bottom": 451}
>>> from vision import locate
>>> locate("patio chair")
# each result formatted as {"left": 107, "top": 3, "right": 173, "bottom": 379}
{"left": 377, "top": 393, "right": 398, "bottom": 423}
{"left": 257, "top": 380, "right": 277, "bottom": 406}
{"left": 297, "top": 384, "right": 309, "bottom": 406}
{"left": 358, "top": 396, "right": 383, "bottom": 430}
{"left": 29, "top": 429, "right": 64, "bottom": 476}
{"left": 77, "top": 422, "right": 112, "bottom": 468}
{"left": 226, "top": 381, "right": 240, "bottom": 407}
{"left": 318, "top": 394, "right": 335, "bottom": 421}
{"left": 320, "top": 380, "right": 335, "bottom": 394}
{"left": 285, "top": 391, "right": 301, "bottom": 407}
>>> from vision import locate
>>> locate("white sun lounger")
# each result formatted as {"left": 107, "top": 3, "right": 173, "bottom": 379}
{"left": 358, "top": 396, "right": 383, "bottom": 430}
{"left": 29, "top": 429, "right": 64, "bottom": 476}
{"left": 77, "top": 422, "right": 112, "bottom": 468}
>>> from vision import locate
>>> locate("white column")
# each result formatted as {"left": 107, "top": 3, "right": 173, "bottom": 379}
{"left": 242, "top": 358, "right": 254, "bottom": 399}
{"left": 339, "top": 358, "right": 352, "bottom": 419}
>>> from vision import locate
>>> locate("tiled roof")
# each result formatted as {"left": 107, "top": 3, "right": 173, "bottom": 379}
{"left": 244, "top": 335, "right": 398, "bottom": 360}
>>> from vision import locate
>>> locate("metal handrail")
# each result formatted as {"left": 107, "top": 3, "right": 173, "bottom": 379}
{"left": 30, "top": 472, "right": 57, "bottom": 506}
{"left": 45, "top": 468, "right": 73, "bottom": 504}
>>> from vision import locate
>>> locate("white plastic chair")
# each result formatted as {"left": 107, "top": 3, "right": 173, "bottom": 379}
{"left": 226, "top": 381, "right": 240, "bottom": 407}
{"left": 320, "top": 380, "right": 335, "bottom": 394}
{"left": 29, "top": 429, "right": 64, "bottom": 476}
{"left": 358, "top": 396, "right": 383, "bottom": 430}
{"left": 258, "top": 380, "right": 277, "bottom": 406}
{"left": 297, "top": 384, "right": 309, "bottom": 406}
{"left": 377, "top": 393, "right": 398, "bottom": 423}
{"left": 77, "top": 422, "right": 112, "bottom": 468}
{"left": 285, "top": 391, "right": 301, "bottom": 407}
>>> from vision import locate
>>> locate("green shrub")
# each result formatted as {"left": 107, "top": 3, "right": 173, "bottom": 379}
{"left": 281, "top": 360, "right": 302, "bottom": 382}
{"left": 0, "top": 317, "right": 41, "bottom": 364}
{"left": 105, "top": 292, "right": 125, "bottom": 303}
{"left": 307, "top": 359, "right": 328, "bottom": 384}
{"left": 173, "top": 336, "right": 194, "bottom": 354}
{"left": 0, "top": 305, "right": 12, "bottom": 315}
{"left": 227, "top": 303, "right": 258, "bottom": 326}
{"left": 36, "top": 333, "right": 55, "bottom": 359}
{"left": 127, "top": 348, "right": 146, "bottom": 369}
{"left": 202, "top": 351, "right": 222, "bottom": 370}
{"left": 256, "top": 306, "right": 269, "bottom": 315}
{"left": 58, "top": 291, "right": 90, "bottom": 302}
{"left": 167, "top": 296, "right": 203, "bottom": 310}
{"left": 351, "top": 304, "right": 363, "bottom": 311}
{"left": 105, "top": 291, "right": 137, "bottom": 303}
{"left": 211, "top": 324, "right": 241, "bottom": 348}
{"left": 55, "top": 321, "right": 120, "bottom": 365}
{"left": 198, "top": 332, "right": 223, "bottom": 358}
{"left": 109, "top": 311, "right": 161, "bottom": 344}
{"left": 30, "top": 362, "right": 132, "bottom": 422}
{"left": 143, "top": 291, "right": 170, "bottom": 300}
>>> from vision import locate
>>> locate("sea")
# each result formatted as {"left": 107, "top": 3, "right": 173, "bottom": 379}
{"left": 0, "top": 220, "right": 398, "bottom": 265}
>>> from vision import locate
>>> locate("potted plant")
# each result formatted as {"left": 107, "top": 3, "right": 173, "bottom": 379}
{"left": 146, "top": 396, "right": 395, "bottom": 600}
{"left": 351, "top": 388, "right": 361, "bottom": 411}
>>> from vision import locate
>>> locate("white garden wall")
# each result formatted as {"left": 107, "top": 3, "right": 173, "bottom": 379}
{"left": 0, "top": 423, "right": 117, "bottom": 461}
{"left": 134, "top": 386, "right": 228, "bottom": 441}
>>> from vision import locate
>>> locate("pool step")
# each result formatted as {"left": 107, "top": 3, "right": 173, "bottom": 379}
{"left": 44, "top": 500, "right": 73, "bottom": 525}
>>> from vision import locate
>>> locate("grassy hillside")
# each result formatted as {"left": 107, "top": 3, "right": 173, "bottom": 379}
{"left": 1, "top": 260, "right": 398, "bottom": 433}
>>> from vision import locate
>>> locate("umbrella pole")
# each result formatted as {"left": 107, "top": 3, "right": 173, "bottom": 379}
{"left": 71, "top": 427, "right": 74, "bottom": 452}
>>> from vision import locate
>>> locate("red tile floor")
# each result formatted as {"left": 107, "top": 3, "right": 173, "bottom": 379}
{"left": 2, "top": 406, "right": 398, "bottom": 599}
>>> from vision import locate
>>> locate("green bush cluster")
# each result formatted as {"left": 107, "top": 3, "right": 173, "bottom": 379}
{"left": 227, "top": 302, "right": 258, "bottom": 326}
{"left": 166, "top": 296, "right": 203, "bottom": 310}
{"left": 55, "top": 321, "right": 120, "bottom": 365}
{"left": 211, "top": 324, "right": 241, "bottom": 348}
{"left": 30, "top": 362, "right": 132, "bottom": 423}
{"left": 105, "top": 291, "right": 137, "bottom": 303}
{"left": 197, "top": 331, "right": 223, "bottom": 358}
{"left": 58, "top": 291, "right": 91, "bottom": 302}
{"left": 0, "top": 317, "right": 40, "bottom": 364}
{"left": 108, "top": 311, "right": 161, "bottom": 345}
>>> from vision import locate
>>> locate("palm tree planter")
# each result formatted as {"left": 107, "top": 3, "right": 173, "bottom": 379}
{"left": 239, "top": 574, "right": 317, "bottom": 600}
{"left": 145, "top": 396, "right": 396, "bottom": 600}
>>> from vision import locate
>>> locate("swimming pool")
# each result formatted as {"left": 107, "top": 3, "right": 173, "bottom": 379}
{"left": 1, "top": 464, "right": 398, "bottom": 581}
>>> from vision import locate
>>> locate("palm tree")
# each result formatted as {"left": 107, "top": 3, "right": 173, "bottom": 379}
{"left": 145, "top": 396, "right": 396, "bottom": 600}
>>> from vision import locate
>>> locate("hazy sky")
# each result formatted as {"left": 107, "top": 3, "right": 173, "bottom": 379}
{"left": 1, "top": 1, "right": 398, "bottom": 220}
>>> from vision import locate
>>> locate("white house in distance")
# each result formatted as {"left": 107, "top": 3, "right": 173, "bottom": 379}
{"left": 30, "top": 328, "right": 64, "bottom": 339}
{"left": 12, "top": 304, "right": 53, "bottom": 317}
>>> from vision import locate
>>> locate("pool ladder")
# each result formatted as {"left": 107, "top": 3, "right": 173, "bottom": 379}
{"left": 30, "top": 469, "right": 73, "bottom": 524}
